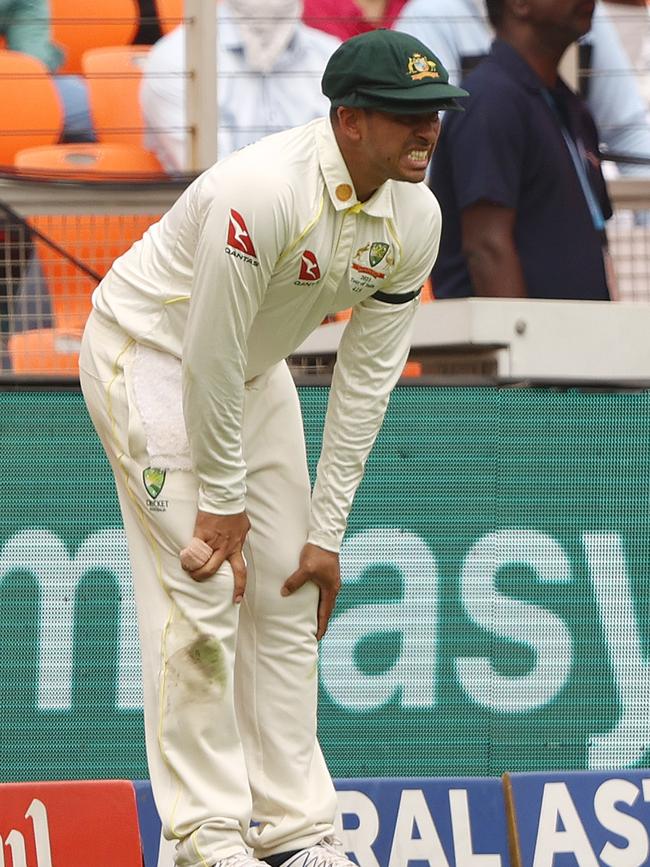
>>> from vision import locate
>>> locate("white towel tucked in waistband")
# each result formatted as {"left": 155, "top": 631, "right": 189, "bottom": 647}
{"left": 132, "top": 343, "right": 192, "bottom": 471}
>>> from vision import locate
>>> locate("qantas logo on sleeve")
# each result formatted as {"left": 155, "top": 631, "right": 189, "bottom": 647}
{"left": 294, "top": 250, "right": 322, "bottom": 285}
{"left": 225, "top": 209, "right": 259, "bottom": 265}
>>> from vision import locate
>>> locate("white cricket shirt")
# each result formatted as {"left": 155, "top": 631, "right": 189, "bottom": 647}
{"left": 93, "top": 117, "right": 441, "bottom": 550}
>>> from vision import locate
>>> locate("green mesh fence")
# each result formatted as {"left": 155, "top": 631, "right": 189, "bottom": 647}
{"left": 1, "top": 386, "right": 650, "bottom": 782}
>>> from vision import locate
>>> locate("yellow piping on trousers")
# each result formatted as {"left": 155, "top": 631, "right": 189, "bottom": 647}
{"left": 105, "top": 338, "right": 185, "bottom": 843}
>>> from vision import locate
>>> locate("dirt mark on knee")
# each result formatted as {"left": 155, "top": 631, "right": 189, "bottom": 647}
{"left": 166, "top": 632, "right": 228, "bottom": 704}
{"left": 187, "top": 635, "right": 227, "bottom": 688}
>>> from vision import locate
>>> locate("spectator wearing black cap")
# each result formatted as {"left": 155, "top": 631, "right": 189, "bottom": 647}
{"left": 430, "top": 0, "right": 613, "bottom": 300}
{"left": 79, "top": 27, "right": 467, "bottom": 867}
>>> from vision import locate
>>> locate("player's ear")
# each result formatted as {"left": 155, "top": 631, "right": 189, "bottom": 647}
{"left": 335, "top": 106, "right": 365, "bottom": 143}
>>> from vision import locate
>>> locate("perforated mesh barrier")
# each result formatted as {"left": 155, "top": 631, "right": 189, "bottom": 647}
{"left": 1, "top": 386, "right": 650, "bottom": 782}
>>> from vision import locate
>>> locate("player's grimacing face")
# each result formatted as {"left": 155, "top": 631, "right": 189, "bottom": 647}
{"left": 360, "top": 109, "right": 441, "bottom": 184}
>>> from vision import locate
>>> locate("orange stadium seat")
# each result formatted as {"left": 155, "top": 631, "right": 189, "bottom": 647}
{"left": 155, "top": 0, "right": 185, "bottom": 34}
{"left": 14, "top": 142, "right": 164, "bottom": 176}
{"left": 50, "top": 0, "right": 140, "bottom": 74}
{"left": 0, "top": 51, "right": 64, "bottom": 165}
{"left": 26, "top": 213, "right": 160, "bottom": 333}
{"left": 402, "top": 360, "right": 423, "bottom": 377}
{"left": 82, "top": 46, "right": 151, "bottom": 147}
{"left": 8, "top": 328, "right": 82, "bottom": 375}
{"left": 13, "top": 142, "right": 162, "bottom": 335}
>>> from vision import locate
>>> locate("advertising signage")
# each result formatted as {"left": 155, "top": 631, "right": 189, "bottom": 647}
{"left": 1, "top": 387, "right": 649, "bottom": 781}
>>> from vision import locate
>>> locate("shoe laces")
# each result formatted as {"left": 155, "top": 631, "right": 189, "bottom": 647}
{"left": 310, "top": 837, "right": 354, "bottom": 867}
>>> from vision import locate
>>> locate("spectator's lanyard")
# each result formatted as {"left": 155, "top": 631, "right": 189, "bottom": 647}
{"left": 543, "top": 89, "right": 606, "bottom": 232}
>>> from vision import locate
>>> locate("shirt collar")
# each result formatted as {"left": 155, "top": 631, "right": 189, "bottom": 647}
{"left": 489, "top": 38, "right": 576, "bottom": 108}
{"left": 315, "top": 118, "right": 394, "bottom": 219}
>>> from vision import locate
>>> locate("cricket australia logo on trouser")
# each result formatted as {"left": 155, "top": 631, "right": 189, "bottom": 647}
{"left": 143, "top": 467, "right": 168, "bottom": 513}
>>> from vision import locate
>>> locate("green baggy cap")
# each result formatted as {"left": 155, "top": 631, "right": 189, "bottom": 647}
{"left": 322, "top": 29, "right": 469, "bottom": 113}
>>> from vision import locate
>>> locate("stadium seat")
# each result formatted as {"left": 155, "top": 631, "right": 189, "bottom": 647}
{"left": 8, "top": 328, "right": 82, "bottom": 375}
{"left": 50, "top": 0, "right": 140, "bottom": 74}
{"left": 13, "top": 143, "right": 162, "bottom": 335}
{"left": 155, "top": 0, "right": 185, "bottom": 34}
{"left": 82, "top": 46, "right": 151, "bottom": 147}
{"left": 402, "top": 360, "right": 423, "bottom": 377}
{"left": 0, "top": 51, "right": 64, "bottom": 165}
{"left": 26, "top": 213, "right": 160, "bottom": 333}
{"left": 14, "top": 142, "right": 164, "bottom": 177}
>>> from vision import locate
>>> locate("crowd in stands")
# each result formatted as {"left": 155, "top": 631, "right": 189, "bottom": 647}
{"left": 1, "top": 0, "right": 650, "bottom": 372}
{"left": 2, "top": 0, "right": 648, "bottom": 175}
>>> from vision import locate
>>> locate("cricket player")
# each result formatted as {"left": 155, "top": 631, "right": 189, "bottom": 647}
{"left": 79, "top": 28, "right": 467, "bottom": 867}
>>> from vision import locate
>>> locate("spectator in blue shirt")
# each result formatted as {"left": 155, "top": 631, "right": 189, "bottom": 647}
{"left": 429, "top": 0, "right": 613, "bottom": 300}
{"left": 396, "top": 0, "right": 650, "bottom": 181}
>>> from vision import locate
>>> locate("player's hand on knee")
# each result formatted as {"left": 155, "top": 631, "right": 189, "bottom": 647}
{"left": 180, "top": 510, "right": 251, "bottom": 602}
{"left": 282, "top": 543, "right": 341, "bottom": 640}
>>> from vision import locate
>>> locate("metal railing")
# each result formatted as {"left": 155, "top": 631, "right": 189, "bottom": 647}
{"left": 0, "top": 167, "right": 648, "bottom": 379}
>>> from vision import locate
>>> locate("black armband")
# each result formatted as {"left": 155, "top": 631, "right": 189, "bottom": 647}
{"left": 371, "top": 285, "right": 423, "bottom": 304}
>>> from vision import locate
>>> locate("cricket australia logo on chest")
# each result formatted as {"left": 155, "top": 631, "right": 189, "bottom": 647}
{"left": 350, "top": 241, "right": 393, "bottom": 292}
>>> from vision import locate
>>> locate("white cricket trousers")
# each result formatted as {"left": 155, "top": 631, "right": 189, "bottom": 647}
{"left": 79, "top": 310, "right": 338, "bottom": 867}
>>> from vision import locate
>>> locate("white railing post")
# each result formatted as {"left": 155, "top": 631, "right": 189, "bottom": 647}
{"left": 185, "top": 0, "right": 218, "bottom": 171}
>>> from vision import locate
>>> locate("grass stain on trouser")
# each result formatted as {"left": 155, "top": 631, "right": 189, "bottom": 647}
{"left": 166, "top": 630, "right": 229, "bottom": 706}
{"left": 188, "top": 635, "right": 228, "bottom": 691}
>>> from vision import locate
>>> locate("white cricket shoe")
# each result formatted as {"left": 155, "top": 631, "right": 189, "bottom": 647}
{"left": 277, "top": 837, "right": 356, "bottom": 867}
{"left": 216, "top": 853, "right": 270, "bottom": 867}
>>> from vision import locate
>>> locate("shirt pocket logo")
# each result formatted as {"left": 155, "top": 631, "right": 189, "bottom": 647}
{"left": 350, "top": 242, "right": 394, "bottom": 291}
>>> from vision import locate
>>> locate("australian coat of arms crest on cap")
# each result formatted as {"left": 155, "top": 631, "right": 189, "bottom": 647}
{"left": 407, "top": 53, "right": 440, "bottom": 81}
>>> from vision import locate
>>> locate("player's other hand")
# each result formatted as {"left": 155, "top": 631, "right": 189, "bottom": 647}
{"left": 282, "top": 543, "right": 341, "bottom": 640}
{"left": 189, "top": 509, "right": 251, "bottom": 603}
